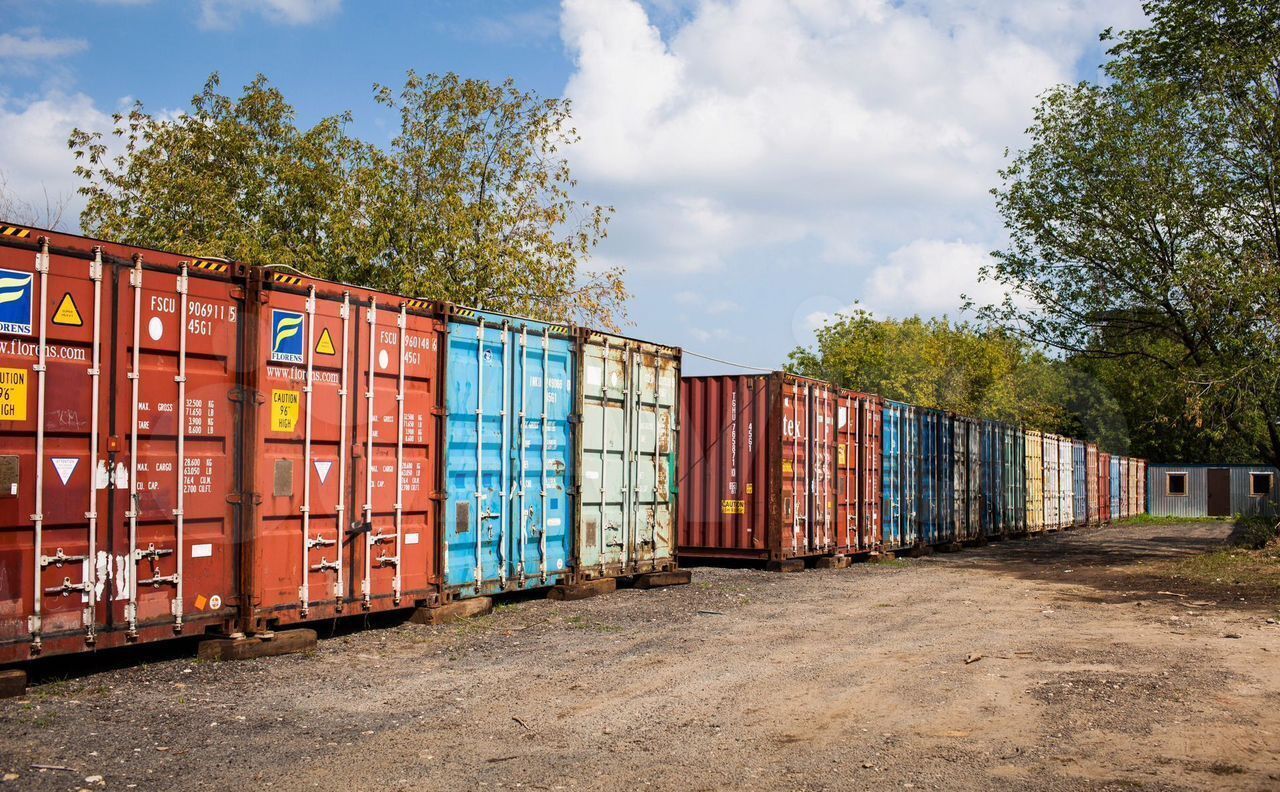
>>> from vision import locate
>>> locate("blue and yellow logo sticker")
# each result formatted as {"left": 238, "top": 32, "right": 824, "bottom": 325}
{"left": 270, "top": 309, "right": 305, "bottom": 363}
{"left": 0, "top": 268, "right": 33, "bottom": 336}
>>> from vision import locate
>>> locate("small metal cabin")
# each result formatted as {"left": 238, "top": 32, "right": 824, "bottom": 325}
{"left": 1147, "top": 464, "right": 1279, "bottom": 518}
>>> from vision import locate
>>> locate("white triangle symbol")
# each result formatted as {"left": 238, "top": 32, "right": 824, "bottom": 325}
{"left": 52, "top": 458, "right": 79, "bottom": 485}
{"left": 314, "top": 460, "right": 333, "bottom": 484}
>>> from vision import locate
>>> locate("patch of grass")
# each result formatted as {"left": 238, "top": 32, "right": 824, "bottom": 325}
{"left": 1113, "top": 514, "right": 1223, "bottom": 526}
{"left": 870, "top": 557, "right": 909, "bottom": 568}
{"left": 1169, "top": 547, "right": 1280, "bottom": 588}
{"left": 564, "top": 615, "right": 621, "bottom": 633}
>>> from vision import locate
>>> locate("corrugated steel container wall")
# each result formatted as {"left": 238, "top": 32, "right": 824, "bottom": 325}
{"left": 576, "top": 331, "right": 680, "bottom": 580}
{"left": 952, "top": 415, "right": 974, "bottom": 540}
{"left": 253, "top": 275, "right": 443, "bottom": 628}
{"left": 1043, "top": 434, "right": 1060, "bottom": 529}
{"left": 904, "top": 404, "right": 920, "bottom": 545}
{"left": 780, "top": 375, "right": 839, "bottom": 556}
{"left": 1128, "top": 458, "right": 1139, "bottom": 517}
{"left": 1025, "top": 429, "right": 1044, "bottom": 532}
{"left": 443, "top": 308, "right": 575, "bottom": 598}
{"left": 1147, "top": 465, "right": 1279, "bottom": 518}
{"left": 1072, "top": 440, "right": 1087, "bottom": 527}
{"left": 881, "top": 401, "right": 914, "bottom": 550}
{"left": 1058, "top": 437, "right": 1075, "bottom": 529}
{"left": 678, "top": 372, "right": 839, "bottom": 562}
{"left": 965, "top": 419, "right": 981, "bottom": 537}
{"left": 0, "top": 229, "right": 243, "bottom": 663}
{"left": 1085, "top": 444, "right": 1100, "bottom": 525}
{"left": 917, "top": 408, "right": 952, "bottom": 545}
{"left": 679, "top": 375, "right": 767, "bottom": 558}
{"left": 1119, "top": 458, "right": 1131, "bottom": 518}
{"left": 885, "top": 401, "right": 906, "bottom": 552}
{"left": 1110, "top": 456, "right": 1121, "bottom": 518}
{"left": 952, "top": 415, "right": 978, "bottom": 541}
{"left": 1005, "top": 426, "right": 1026, "bottom": 533}
{"left": 978, "top": 420, "right": 1001, "bottom": 538}
{"left": 835, "top": 390, "right": 882, "bottom": 554}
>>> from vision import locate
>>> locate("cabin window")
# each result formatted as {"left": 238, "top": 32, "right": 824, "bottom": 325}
{"left": 1250, "top": 472, "right": 1273, "bottom": 497}
{"left": 1165, "top": 472, "right": 1187, "bottom": 496}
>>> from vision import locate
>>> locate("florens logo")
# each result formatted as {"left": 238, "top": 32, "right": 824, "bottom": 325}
{"left": 270, "top": 309, "right": 305, "bottom": 363}
{"left": 0, "top": 269, "right": 33, "bottom": 336}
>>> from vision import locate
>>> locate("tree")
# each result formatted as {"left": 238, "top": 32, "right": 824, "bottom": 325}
{"left": 786, "top": 309, "right": 1095, "bottom": 436}
{"left": 984, "top": 0, "right": 1280, "bottom": 466}
{"left": 69, "top": 72, "right": 625, "bottom": 329}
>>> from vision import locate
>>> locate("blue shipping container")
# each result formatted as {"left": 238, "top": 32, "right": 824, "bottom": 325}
{"left": 1110, "top": 456, "right": 1121, "bottom": 518}
{"left": 1072, "top": 441, "right": 1087, "bottom": 526}
{"left": 980, "top": 420, "right": 1002, "bottom": 538}
{"left": 916, "top": 408, "right": 953, "bottom": 545}
{"left": 443, "top": 308, "right": 576, "bottom": 597}
{"left": 881, "top": 401, "right": 916, "bottom": 548}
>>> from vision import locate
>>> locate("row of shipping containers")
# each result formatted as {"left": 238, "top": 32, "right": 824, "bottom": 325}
{"left": 0, "top": 226, "right": 682, "bottom": 664}
{"left": 678, "top": 372, "right": 1147, "bottom": 564}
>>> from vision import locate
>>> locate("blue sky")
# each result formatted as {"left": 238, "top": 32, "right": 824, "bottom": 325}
{"left": 0, "top": 0, "right": 1146, "bottom": 373}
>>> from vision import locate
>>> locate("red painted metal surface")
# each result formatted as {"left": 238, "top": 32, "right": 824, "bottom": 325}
{"left": 1085, "top": 444, "right": 1100, "bottom": 526}
{"left": 1098, "top": 452, "right": 1112, "bottom": 524}
{"left": 835, "top": 389, "right": 881, "bottom": 554}
{"left": 678, "top": 372, "right": 844, "bottom": 563}
{"left": 248, "top": 272, "right": 443, "bottom": 631}
{"left": 0, "top": 226, "right": 243, "bottom": 663}
{"left": 0, "top": 226, "right": 446, "bottom": 663}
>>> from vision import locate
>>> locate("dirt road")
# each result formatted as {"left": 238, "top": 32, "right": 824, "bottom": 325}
{"left": 2, "top": 521, "right": 1278, "bottom": 791}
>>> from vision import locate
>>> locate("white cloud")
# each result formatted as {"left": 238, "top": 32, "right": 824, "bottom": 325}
{"left": 0, "top": 92, "right": 116, "bottom": 229}
{"left": 861, "top": 238, "right": 1005, "bottom": 318}
{"left": 198, "top": 0, "right": 342, "bottom": 30}
{"left": 0, "top": 31, "right": 88, "bottom": 61}
{"left": 560, "top": 0, "right": 1145, "bottom": 333}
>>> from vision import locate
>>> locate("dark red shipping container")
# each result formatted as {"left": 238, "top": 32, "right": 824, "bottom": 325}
{"left": 1098, "top": 452, "right": 1112, "bottom": 524}
{"left": 679, "top": 372, "right": 846, "bottom": 563}
{"left": 245, "top": 270, "right": 443, "bottom": 632}
{"left": 835, "top": 389, "right": 882, "bottom": 554}
{"left": 0, "top": 226, "right": 245, "bottom": 663}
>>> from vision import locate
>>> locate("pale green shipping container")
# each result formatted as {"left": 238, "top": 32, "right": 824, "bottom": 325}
{"left": 575, "top": 330, "right": 681, "bottom": 579}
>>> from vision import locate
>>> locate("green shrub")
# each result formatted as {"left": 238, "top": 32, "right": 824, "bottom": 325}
{"left": 1233, "top": 514, "right": 1279, "bottom": 550}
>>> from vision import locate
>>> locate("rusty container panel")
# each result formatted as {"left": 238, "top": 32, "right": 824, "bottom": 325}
{"left": 576, "top": 330, "right": 680, "bottom": 580}
{"left": 250, "top": 274, "right": 442, "bottom": 628}
{"left": 1025, "top": 429, "right": 1044, "bottom": 532}
{"left": 835, "top": 389, "right": 881, "bottom": 555}
{"left": 0, "top": 226, "right": 242, "bottom": 663}
{"left": 1085, "top": 444, "right": 1100, "bottom": 525}
{"left": 1098, "top": 452, "right": 1111, "bottom": 524}
{"left": 678, "top": 372, "right": 838, "bottom": 563}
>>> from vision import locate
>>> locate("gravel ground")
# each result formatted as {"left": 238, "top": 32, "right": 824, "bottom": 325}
{"left": 1, "top": 520, "right": 1278, "bottom": 791}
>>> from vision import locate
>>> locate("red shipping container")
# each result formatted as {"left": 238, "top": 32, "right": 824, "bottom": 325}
{"left": 1098, "top": 452, "right": 1112, "bottom": 524}
{"left": 0, "top": 227, "right": 243, "bottom": 662}
{"left": 244, "top": 270, "right": 443, "bottom": 632}
{"left": 835, "top": 389, "right": 882, "bottom": 554}
{"left": 1085, "top": 443, "right": 1100, "bottom": 526}
{"left": 678, "top": 372, "right": 843, "bottom": 564}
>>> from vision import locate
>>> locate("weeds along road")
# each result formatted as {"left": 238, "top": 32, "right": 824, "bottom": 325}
{"left": 2, "top": 521, "right": 1277, "bottom": 791}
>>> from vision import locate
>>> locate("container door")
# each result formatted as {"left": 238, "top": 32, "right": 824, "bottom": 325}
{"left": 860, "top": 397, "right": 881, "bottom": 551}
{"left": 781, "top": 381, "right": 811, "bottom": 554}
{"left": 444, "top": 318, "right": 573, "bottom": 596}
{"left": 836, "top": 393, "right": 857, "bottom": 552}
{"left": 580, "top": 338, "right": 677, "bottom": 576}
{"left": 256, "top": 285, "right": 356, "bottom": 621}
{"left": 0, "top": 243, "right": 111, "bottom": 657}
{"left": 881, "top": 406, "right": 900, "bottom": 549}
{"left": 113, "top": 258, "right": 240, "bottom": 642}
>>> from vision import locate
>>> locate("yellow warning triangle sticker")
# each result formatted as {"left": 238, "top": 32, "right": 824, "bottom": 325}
{"left": 315, "top": 327, "right": 336, "bottom": 356}
{"left": 52, "top": 293, "right": 83, "bottom": 326}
